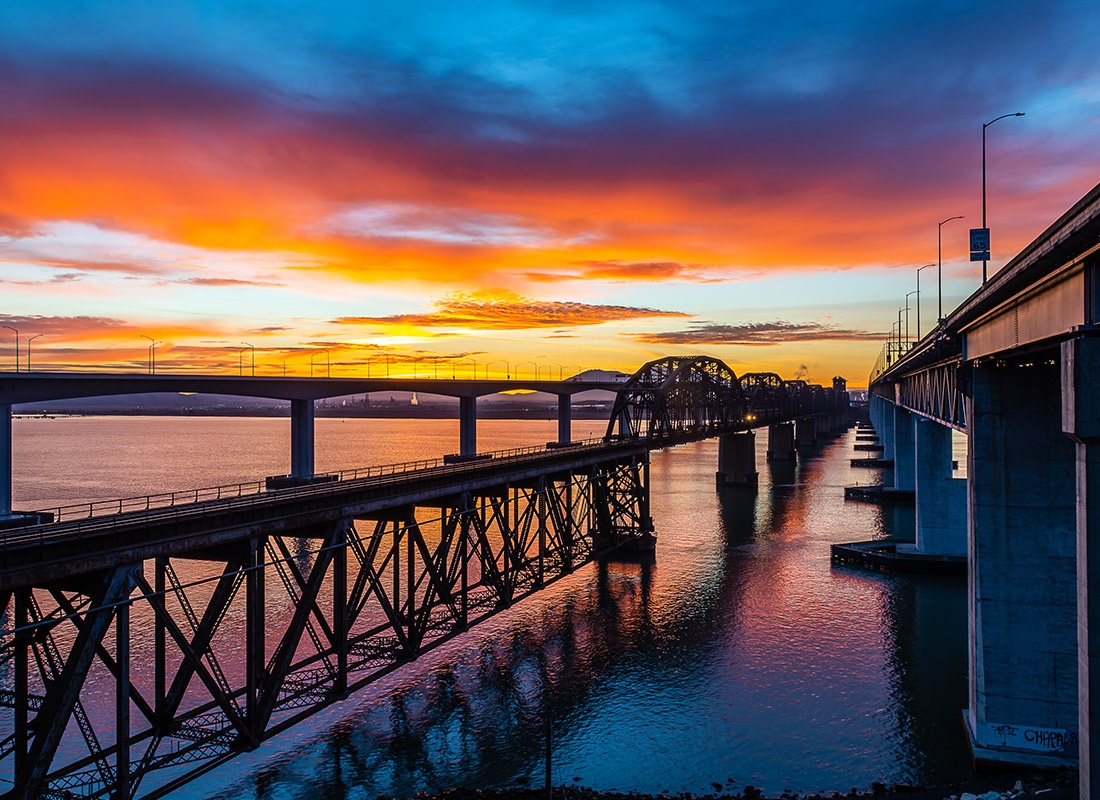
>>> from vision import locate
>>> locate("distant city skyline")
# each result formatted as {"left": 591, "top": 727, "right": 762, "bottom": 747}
{"left": 2, "top": 0, "right": 1098, "bottom": 386}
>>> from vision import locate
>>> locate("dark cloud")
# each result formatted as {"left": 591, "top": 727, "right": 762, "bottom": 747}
{"left": 633, "top": 321, "right": 884, "bottom": 346}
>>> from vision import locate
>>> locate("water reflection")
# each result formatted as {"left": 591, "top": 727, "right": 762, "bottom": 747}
{"left": 9, "top": 419, "right": 971, "bottom": 798}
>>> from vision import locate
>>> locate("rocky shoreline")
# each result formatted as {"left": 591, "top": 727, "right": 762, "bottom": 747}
{"left": 373, "top": 769, "right": 1078, "bottom": 800}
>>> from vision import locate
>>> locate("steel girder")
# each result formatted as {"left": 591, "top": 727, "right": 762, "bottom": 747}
{"left": 605, "top": 358, "right": 850, "bottom": 442}
{"left": 604, "top": 356, "right": 747, "bottom": 440}
{"left": 893, "top": 357, "right": 967, "bottom": 431}
{"left": 0, "top": 455, "right": 650, "bottom": 800}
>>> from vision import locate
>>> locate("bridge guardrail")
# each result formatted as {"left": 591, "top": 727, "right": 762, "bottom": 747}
{"left": 24, "top": 437, "right": 617, "bottom": 526}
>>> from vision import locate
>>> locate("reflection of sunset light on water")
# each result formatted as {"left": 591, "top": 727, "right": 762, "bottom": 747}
{"left": 9, "top": 418, "right": 968, "bottom": 797}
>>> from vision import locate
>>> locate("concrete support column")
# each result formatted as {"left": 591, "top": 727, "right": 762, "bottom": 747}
{"left": 557, "top": 395, "right": 572, "bottom": 445}
{"left": 795, "top": 417, "right": 816, "bottom": 448}
{"left": 290, "top": 399, "right": 315, "bottom": 478}
{"left": 766, "top": 422, "right": 796, "bottom": 461}
{"left": 814, "top": 414, "right": 829, "bottom": 436}
{"left": 1062, "top": 334, "right": 1100, "bottom": 793}
{"left": 914, "top": 417, "right": 967, "bottom": 555}
{"left": 716, "top": 430, "right": 757, "bottom": 488}
{"left": 893, "top": 406, "right": 915, "bottom": 491}
{"left": 1, "top": 402, "right": 10, "bottom": 516}
{"left": 966, "top": 359, "right": 1078, "bottom": 765}
{"left": 459, "top": 396, "right": 477, "bottom": 456}
{"left": 878, "top": 400, "right": 896, "bottom": 463}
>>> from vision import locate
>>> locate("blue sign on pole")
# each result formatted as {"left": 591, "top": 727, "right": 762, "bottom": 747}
{"left": 970, "top": 251, "right": 990, "bottom": 262}
{"left": 970, "top": 227, "right": 990, "bottom": 253}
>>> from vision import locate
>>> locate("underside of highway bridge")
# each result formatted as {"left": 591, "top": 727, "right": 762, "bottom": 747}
{"left": 869, "top": 180, "right": 1100, "bottom": 795}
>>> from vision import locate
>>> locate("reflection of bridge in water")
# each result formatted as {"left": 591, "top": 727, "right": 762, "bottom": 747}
{"left": 0, "top": 356, "right": 850, "bottom": 799}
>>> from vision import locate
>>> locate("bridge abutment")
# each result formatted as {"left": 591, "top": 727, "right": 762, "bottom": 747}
{"left": 913, "top": 417, "right": 966, "bottom": 556}
{"left": 965, "top": 359, "right": 1078, "bottom": 766}
{"left": 766, "top": 423, "right": 796, "bottom": 461}
{"left": 716, "top": 431, "right": 758, "bottom": 487}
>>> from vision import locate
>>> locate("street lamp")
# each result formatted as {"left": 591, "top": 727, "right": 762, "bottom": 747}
{"left": 938, "top": 216, "right": 964, "bottom": 321}
{"left": 241, "top": 342, "right": 255, "bottom": 376}
{"left": 310, "top": 349, "right": 329, "bottom": 378}
{"left": 3, "top": 325, "right": 19, "bottom": 372}
{"left": 139, "top": 335, "right": 161, "bottom": 374}
{"left": 515, "top": 361, "right": 536, "bottom": 380}
{"left": 982, "top": 112, "right": 1025, "bottom": 283}
{"left": 486, "top": 360, "right": 510, "bottom": 380}
{"left": 26, "top": 334, "right": 42, "bottom": 372}
{"left": 915, "top": 264, "right": 933, "bottom": 340}
{"left": 905, "top": 290, "right": 918, "bottom": 344}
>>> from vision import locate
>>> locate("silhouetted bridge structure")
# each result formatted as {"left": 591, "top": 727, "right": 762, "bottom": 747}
{"left": 0, "top": 357, "right": 849, "bottom": 800}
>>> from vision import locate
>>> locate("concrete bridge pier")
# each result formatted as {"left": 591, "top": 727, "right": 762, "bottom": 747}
{"left": 1062, "top": 333, "right": 1100, "bottom": 793}
{"left": 716, "top": 431, "right": 758, "bottom": 488}
{"left": 965, "top": 359, "right": 1078, "bottom": 766}
{"left": 795, "top": 417, "right": 817, "bottom": 448}
{"left": 892, "top": 406, "right": 915, "bottom": 492}
{"left": 766, "top": 423, "right": 796, "bottom": 461}
{"left": 814, "top": 414, "right": 830, "bottom": 438}
{"left": 913, "top": 417, "right": 966, "bottom": 555}
{"left": 557, "top": 395, "right": 572, "bottom": 445}
{"left": 1, "top": 402, "right": 10, "bottom": 517}
{"left": 460, "top": 396, "right": 477, "bottom": 456}
{"left": 290, "top": 399, "right": 315, "bottom": 477}
{"left": 869, "top": 394, "right": 888, "bottom": 437}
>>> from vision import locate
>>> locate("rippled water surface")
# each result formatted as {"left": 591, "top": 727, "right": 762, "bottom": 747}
{"left": 10, "top": 416, "right": 969, "bottom": 797}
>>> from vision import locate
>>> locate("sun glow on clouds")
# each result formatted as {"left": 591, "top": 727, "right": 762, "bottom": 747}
{"left": 2, "top": 1, "right": 1099, "bottom": 383}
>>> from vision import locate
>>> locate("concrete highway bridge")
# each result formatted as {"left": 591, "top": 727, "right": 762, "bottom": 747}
{"left": 0, "top": 357, "right": 849, "bottom": 799}
{"left": 866, "top": 180, "right": 1100, "bottom": 793}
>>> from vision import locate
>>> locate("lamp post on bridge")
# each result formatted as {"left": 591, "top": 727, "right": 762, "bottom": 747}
{"left": 515, "top": 361, "right": 536, "bottom": 380}
{"left": 980, "top": 112, "right": 1025, "bottom": 283}
{"left": 3, "top": 325, "right": 19, "bottom": 372}
{"left": 905, "top": 291, "right": 918, "bottom": 345}
{"left": 26, "top": 334, "right": 42, "bottom": 372}
{"left": 486, "top": 360, "right": 510, "bottom": 380}
{"left": 915, "top": 264, "right": 933, "bottom": 340}
{"left": 139, "top": 335, "right": 161, "bottom": 374}
{"left": 241, "top": 342, "right": 255, "bottom": 376}
{"left": 310, "top": 349, "right": 329, "bottom": 378}
{"left": 938, "top": 216, "right": 964, "bottom": 322}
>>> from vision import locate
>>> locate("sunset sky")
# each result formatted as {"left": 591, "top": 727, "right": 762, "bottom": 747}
{"left": 1, "top": 1, "right": 1098, "bottom": 387}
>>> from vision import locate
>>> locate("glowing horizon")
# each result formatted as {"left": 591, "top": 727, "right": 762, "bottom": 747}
{"left": 2, "top": 1, "right": 1098, "bottom": 387}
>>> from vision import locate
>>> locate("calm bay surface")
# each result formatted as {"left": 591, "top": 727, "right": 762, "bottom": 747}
{"left": 9, "top": 416, "right": 969, "bottom": 797}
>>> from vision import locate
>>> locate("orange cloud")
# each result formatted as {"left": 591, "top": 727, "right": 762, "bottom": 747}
{"left": 332, "top": 290, "right": 690, "bottom": 332}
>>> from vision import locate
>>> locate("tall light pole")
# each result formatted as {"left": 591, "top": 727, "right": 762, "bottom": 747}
{"left": 905, "top": 290, "right": 918, "bottom": 344}
{"left": 139, "top": 334, "right": 161, "bottom": 374}
{"left": 981, "top": 112, "right": 1025, "bottom": 283}
{"left": 311, "top": 349, "right": 329, "bottom": 378}
{"left": 26, "top": 334, "right": 42, "bottom": 372}
{"left": 915, "top": 264, "right": 933, "bottom": 340}
{"left": 241, "top": 342, "right": 255, "bottom": 376}
{"left": 3, "top": 325, "right": 19, "bottom": 372}
{"left": 938, "top": 216, "right": 964, "bottom": 321}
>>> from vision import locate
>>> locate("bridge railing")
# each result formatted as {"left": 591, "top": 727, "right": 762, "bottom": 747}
{"left": 868, "top": 340, "right": 914, "bottom": 386}
{"left": 24, "top": 437, "right": 613, "bottom": 527}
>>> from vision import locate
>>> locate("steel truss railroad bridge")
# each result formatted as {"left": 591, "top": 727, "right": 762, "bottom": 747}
{"left": 0, "top": 356, "right": 848, "bottom": 800}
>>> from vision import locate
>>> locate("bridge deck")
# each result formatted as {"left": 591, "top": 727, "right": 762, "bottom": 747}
{"left": 0, "top": 439, "right": 652, "bottom": 593}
